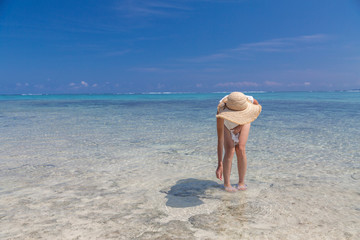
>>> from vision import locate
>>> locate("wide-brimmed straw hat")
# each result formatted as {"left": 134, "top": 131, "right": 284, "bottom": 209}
{"left": 216, "top": 92, "right": 262, "bottom": 125}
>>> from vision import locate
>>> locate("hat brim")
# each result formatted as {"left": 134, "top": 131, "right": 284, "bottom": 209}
{"left": 216, "top": 102, "right": 262, "bottom": 125}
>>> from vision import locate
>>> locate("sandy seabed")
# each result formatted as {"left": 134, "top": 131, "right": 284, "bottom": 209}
{"left": 1, "top": 94, "right": 359, "bottom": 239}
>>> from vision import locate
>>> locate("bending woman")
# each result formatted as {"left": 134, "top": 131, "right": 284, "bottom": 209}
{"left": 215, "top": 92, "right": 262, "bottom": 192}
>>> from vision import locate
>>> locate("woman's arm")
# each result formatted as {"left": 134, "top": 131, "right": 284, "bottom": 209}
{"left": 216, "top": 117, "right": 224, "bottom": 180}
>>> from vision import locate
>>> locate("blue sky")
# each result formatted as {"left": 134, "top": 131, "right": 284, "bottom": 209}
{"left": 1, "top": 0, "right": 360, "bottom": 94}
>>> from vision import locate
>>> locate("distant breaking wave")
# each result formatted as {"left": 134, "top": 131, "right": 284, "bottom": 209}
{"left": 243, "top": 91, "right": 267, "bottom": 93}
{"left": 212, "top": 91, "right": 267, "bottom": 94}
{"left": 145, "top": 92, "right": 196, "bottom": 95}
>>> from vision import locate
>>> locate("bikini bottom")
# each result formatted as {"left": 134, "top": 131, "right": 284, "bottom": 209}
{"left": 230, "top": 130, "right": 239, "bottom": 145}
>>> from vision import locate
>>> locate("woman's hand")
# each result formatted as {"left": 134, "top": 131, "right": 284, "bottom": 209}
{"left": 253, "top": 99, "right": 259, "bottom": 105}
{"left": 232, "top": 125, "right": 242, "bottom": 135}
{"left": 216, "top": 164, "right": 223, "bottom": 181}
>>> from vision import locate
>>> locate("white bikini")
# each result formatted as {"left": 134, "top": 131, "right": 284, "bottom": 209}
{"left": 220, "top": 95, "right": 254, "bottom": 145}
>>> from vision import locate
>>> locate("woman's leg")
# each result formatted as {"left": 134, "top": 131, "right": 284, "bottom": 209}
{"left": 223, "top": 127, "right": 236, "bottom": 191}
{"left": 235, "top": 123, "right": 251, "bottom": 188}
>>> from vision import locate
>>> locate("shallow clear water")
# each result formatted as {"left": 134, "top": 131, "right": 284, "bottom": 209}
{"left": 0, "top": 92, "right": 359, "bottom": 239}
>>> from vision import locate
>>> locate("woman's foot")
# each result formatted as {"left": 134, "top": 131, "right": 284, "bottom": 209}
{"left": 224, "top": 185, "right": 238, "bottom": 192}
{"left": 237, "top": 184, "right": 247, "bottom": 191}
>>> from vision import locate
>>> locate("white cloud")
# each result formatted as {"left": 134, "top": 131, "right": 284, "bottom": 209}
{"left": 15, "top": 82, "right": 29, "bottom": 87}
{"left": 264, "top": 81, "right": 282, "bottom": 86}
{"left": 116, "top": 0, "right": 191, "bottom": 18}
{"left": 81, "top": 81, "right": 89, "bottom": 87}
{"left": 34, "top": 84, "right": 44, "bottom": 89}
{"left": 216, "top": 81, "right": 260, "bottom": 87}
{"left": 157, "top": 83, "right": 165, "bottom": 89}
{"left": 186, "top": 34, "right": 328, "bottom": 63}
{"left": 131, "top": 67, "right": 170, "bottom": 73}
{"left": 186, "top": 53, "right": 229, "bottom": 63}
{"left": 232, "top": 34, "right": 328, "bottom": 52}
{"left": 69, "top": 83, "right": 76, "bottom": 86}
{"left": 287, "top": 81, "right": 312, "bottom": 87}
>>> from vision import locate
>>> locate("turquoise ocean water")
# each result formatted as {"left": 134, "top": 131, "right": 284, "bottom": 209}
{"left": 0, "top": 92, "right": 359, "bottom": 239}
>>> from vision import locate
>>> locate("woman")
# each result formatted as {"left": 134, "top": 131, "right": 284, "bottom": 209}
{"left": 215, "top": 92, "right": 262, "bottom": 192}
